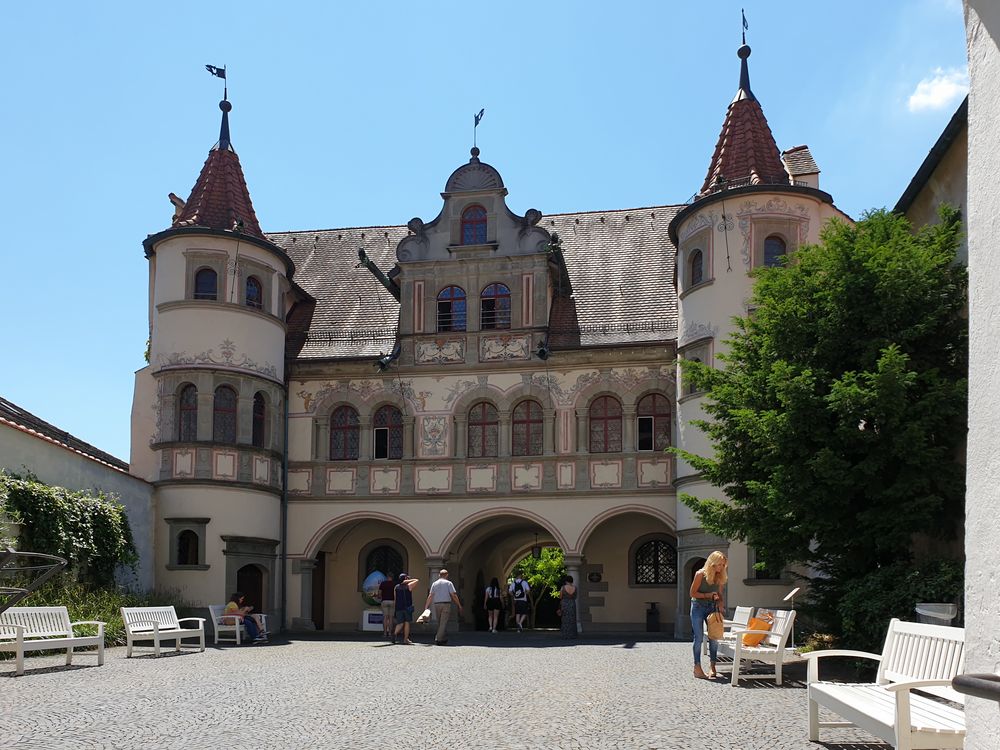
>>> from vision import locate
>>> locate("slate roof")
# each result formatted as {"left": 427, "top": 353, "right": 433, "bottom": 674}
{"left": 782, "top": 145, "right": 819, "bottom": 176}
{"left": 269, "top": 205, "right": 680, "bottom": 360}
{"left": 0, "top": 396, "right": 128, "bottom": 471}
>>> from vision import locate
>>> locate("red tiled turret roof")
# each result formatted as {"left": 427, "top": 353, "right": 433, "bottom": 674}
{"left": 699, "top": 45, "right": 789, "bottom": 196}
{"left": 172, "top": 99, "right": 265, "bottom": 240}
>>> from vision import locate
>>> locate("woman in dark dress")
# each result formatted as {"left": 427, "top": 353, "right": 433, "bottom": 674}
{"left": 559, "top": 575, "right": 578, "bottom": 639}
{"left": 484, "top": 576, "right": 502, "bottom": 633}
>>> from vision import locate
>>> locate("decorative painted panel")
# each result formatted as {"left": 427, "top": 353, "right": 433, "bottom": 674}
{"left": 371, "top": 467, "right": 402, "bottom": 495}
{"left": 419, "top": 416, "right": 448, "bottom": 457}
{"left": 467, "top": 464, "right": 498, "bottom": 493}
{"left": 557, "top": 462, "right": 575, "bottom": 490}
{"left": 637, "top": 459, "right": 670, "bottom": 488}
{"left": 415, "top": 466, "right": 452, "bottom": 494}
{"left": 415, "top": 337, "right": 465, "bottom": 365}
{"left": 413, "top": 280, "right": 424, "bottom": 333}
{"left": 213, "top": 450, "right": 238, "bottom": 480}
{"left": 590, "top": 460, "right": 623, "bottom": 489}
{"left": 511, "top": 463, "right": 542, "bottom": 492}
{"left": 326, "top": 468, "right": 357, "bottom": 495}
{"left": 173, "top": 449, "right": 194, "bottom": 478}
{"left": 521, "top": 273, "right": 533, "bottom": 326}
{"left": 479, "top": 334, "right": 530, "bottom": 362}
{"left": 252, "top": 455, "right": 270, "bottom": 485}
{"left": 287, "top": 470, "right": 311, "bottom": 494}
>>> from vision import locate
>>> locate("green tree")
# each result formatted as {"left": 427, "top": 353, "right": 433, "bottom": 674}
{"left": 671, "top": 208, "right": 967, "bottom": 646}
{"left": 513, "top": 546, "right": 566, "bottom": 627}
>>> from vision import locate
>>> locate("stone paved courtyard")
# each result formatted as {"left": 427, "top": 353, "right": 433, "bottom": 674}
{"left": 0, "top": 633, "right": 891, "bottom": 750}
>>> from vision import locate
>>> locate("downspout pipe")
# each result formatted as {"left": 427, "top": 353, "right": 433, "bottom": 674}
{"left": 280, "top": 378, "right": 289, "bottom": 632}
{"left": 357, "top": 248, "right": 401, "bottom": 301}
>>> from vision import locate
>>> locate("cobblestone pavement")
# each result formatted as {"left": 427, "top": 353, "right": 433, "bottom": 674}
{"left": 0, "top": 632, "right": 891, "bottom": 750}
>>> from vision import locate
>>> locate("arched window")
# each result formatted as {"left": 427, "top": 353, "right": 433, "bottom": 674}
{"left": 461, "top": 204, "right": 488, "bottom": 245}
{"left": 178, "top": 384, "right": 198, "bottom": 441}
{"left": 364, "top": 544, "right": 405, "bottom": 578}
{"left": 689, "top": 249, "right": 704, "bottom": 286}
{"left": 589, "top": 395, "right": 623, "bottom": 453}
{"left": 329, "top": 405, "right": 360, "bottom": 460}
{"left": 634, "top": 538, "right": 678, "bottom": 585}
{"left": 194, "top": 268, "right": 218, "bottom": 300}
{"left": 246, "top": 276, "right": 263, "bottom": 310}
{"left": 637, "top": 394, "right": 671, "bottom": 451}
{"left": 764, "top": 235, "right": 787, "bottom": 268}
{"left": 480, "top": 283, "right": 511, "bottom": 330}
{"left": 252, "top": 392, "right": 267, "bottom": 448}
{"left": 468, "top": 402, "right": 499, "bottom": 458}
{"left": 177, "top": 530, "right": 199, "bottom": 566}
{"left": 213, "top": 385, "right": 238, "bottom": 444}
{"left": 373, "top": 405, "right": 403, "bottom": 460}
{"left": 512, "top": 399, "right": 543, "bottom": 456}
{"left": 437, "top": 286, "right": 467, "bottom": 332}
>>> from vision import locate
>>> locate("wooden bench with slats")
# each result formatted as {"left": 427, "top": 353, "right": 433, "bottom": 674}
{"left": 120, "top": 605, "right": 205, "bottom": 657}
{"left": 0, "top": 606, "right": 105, "bottom": 676}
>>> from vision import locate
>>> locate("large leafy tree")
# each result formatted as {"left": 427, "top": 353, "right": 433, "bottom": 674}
{"left": 672, "top": 208, "right": 967, "bottom": 642}
{"left": 513, "top": 547, "right": 566, "bottom": 627}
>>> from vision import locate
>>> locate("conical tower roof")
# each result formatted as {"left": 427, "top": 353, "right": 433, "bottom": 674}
{"left": 699, "top": 44, "right": 788, "bottom": 196}
{"left": 172, "top": 99, "right": 265, "bottom": 239}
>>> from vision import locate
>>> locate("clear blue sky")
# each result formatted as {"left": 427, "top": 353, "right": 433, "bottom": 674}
{"left": 0, "top": 1, "right": 968, "bottom": 463}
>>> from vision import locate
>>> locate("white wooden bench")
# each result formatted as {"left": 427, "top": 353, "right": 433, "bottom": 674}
{"left": 805, "top": 618, "right": 965, "bottom": 750}
{"left": 716, "top": 608, "right": 804, "bottom": 686}
{"left": 121, "top": 606, "right": 205, "bottom": 657}
{"left": 0, "top": 606, "right": 105, "bottom": 676}
{"left": 703, "top": 605, "right": 754, "bottom": 655}
{"left": 208, "top": 604, "right": 270, "bottom": 645}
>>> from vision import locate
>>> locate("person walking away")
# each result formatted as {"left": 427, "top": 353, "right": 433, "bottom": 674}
{"left": 378, "top": 573, "right": 396, "bottom": 639}
{"left": 484, "top": 577, "right": 502, "bottom": 633}
{"left": 393, "top": 573, "right": 420, "bottom": 645}
{"left": 426, "top": 569, "right": 463, "bottom": 645}
{"left": 689, "top": 551, "right": 727, "bottom": 678}
{"left": 558, "top": 575, "right": 578, "bottom": 640}
{"left": 509, "top": 571, "right": 531, "bottom": 632}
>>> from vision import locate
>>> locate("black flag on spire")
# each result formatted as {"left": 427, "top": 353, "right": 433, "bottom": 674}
{"left": 742, "top": 9, "right": 748, "bottom": 44}
{"left": 206, "top": 65, "right": 226, "bottom": 79}
{"left": 474, "top": 108, "right": 485, "bottom": 127}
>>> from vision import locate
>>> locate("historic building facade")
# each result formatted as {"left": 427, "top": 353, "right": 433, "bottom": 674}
{"left": 130, "top": 42, "right": 848, "bottom": 634}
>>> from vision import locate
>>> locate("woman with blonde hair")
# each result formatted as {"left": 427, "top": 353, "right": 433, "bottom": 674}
{"left": 689, "top": 551, "right": 727, "bottom": 678}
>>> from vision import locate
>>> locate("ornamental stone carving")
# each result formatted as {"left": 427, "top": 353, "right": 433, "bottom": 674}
{"left": 415, "top": 338, "right": 465, "bottom": 365}
{"left": 479, "top": 334, "right": 530, "bottom": 362}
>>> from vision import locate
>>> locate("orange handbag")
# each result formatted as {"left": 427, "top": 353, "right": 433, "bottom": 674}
{"left": 742, "top": 614, "right": 774, "bottom": 647}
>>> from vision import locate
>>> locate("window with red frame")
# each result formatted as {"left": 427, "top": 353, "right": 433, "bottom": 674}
{"left": 373, "top": 405, "right": 403, "bottom": 460}
{"left": 512, "top": 399, "right": 543, "bottom": 456}
{"left": 178, "top": 384, "right": 198, "bottom": 441}
{"left": 330, "top": 405, "right": 360, "bottom": 460}
{"left": 461, "top": 204, "right": 487, "bottom": 245}
{"left": 213, "top": 386, "right": 238, "bottom": 444}
{"left": 252, "top": 392, "right": 267, "bottom": 448}
{"left": 468, "top": 402, "right": 499, "bottom": 458}
{"left": 437, "top": 286, "right": 467, "bottom": 332}
{"left": 636, "top": 393, "right": 671, "bottom": 451}
{"left": 589, "top": 395, "right": 622, "bottom": 453}
{"left": 480, "top": 283, "right": 511, "bottom": 330}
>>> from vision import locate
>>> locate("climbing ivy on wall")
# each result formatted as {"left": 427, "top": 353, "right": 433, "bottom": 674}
{"left": 0, "top": 470, "right": 137, "bottom": 585}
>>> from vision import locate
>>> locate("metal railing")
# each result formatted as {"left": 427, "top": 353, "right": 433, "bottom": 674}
{"left": 685, "top": 175, "right": 812, "bottom": 204}
{"left": 0, "top": 548, "right": 67, "bottom": 615}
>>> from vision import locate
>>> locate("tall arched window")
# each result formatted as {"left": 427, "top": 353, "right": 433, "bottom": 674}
{"left": 764, "top": 235, "right": 787, "bottom": 267}
{"left": 468, "top": 402, "right": 499, "bottom": 458}
{"left": 461, "top": 204, "right": 488, "bottom": 245}
{"left": 364, "top": 544, "right": 405, "bottom": 578}
{"left": 633, "top": 538, "right": 678, "bottom": 585}
{"left": 252, "top": 392, "right": 267, "bottom": 448}
{"left": 373, "top": 405, "right": 403, "bottom": 460}
{"left": 246, "top": 276, "right": 263, "bottom": 310}
{"left": 589, "top": 396, "right": 623, "bottom": 453}
{"left": 512, "top": 399, "right": 543, "bottom": 456}
{"left": 480, "top": 283, "right": 511, "bottom": 330}
{"left": 437, "top": 286, "right": 467, "bottom": 332}
{"left": 177, "top": 530, "right": 200, "bottom": 566}
{"left": 213, "top": 386, "right": 238, "bottom": 443}
{"left": 178, "top": 384, "right": 198, "bottom": 441}
{"left": 194, "top": 268, "right": 218, "bottom": 300}
{"left": 330, "top": 405, "right": 360, "bottom": 460}
{"left": 637, "top": 394, "right": 671, "bottom": 451}
{"left": 689, "top": 249, "right": 704, "bottom": 286}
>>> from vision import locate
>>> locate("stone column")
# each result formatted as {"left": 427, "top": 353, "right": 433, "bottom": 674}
{"left": 564, "top": 555, "right": 584, "bottom": 633}
{"left": 291, "top": 558, "right": 317, "bottom": 630}
{"left": 402, "top": 415, "right": 415, "bottom": 459}
{"left": 622, "top": 406, "right": 637, "bottom": 452}
{"left": 543, "top": 408, "right": 556, "bottom": 456}
{"left": 575, "top": 408, "right": 589, "bottom": 454}
{"left": 197, "top": 388, "right": 214, "bottom": 441}
{"left": 498, "top": 409, "right": 511, "bottom": 458}
{"left": 314, "top": 417, "right": 330, "bottom": 461}
{"left": 454, "top": 415, "right": 467, "bottom": 459}
{"left": 359, "top": 414, "right": 373, "bottom": 461}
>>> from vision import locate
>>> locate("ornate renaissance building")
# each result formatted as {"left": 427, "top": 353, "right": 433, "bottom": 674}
{"left": 130, "top": 42, "right": 848, "bottom": 634}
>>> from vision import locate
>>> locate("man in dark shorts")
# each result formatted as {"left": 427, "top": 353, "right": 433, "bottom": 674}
{"left": 393, "top": 572, "right": 420, "bottom": 645}
{"left": 509, "top": 571, "right": 531, "bottom": 632}
{"left": 378, "top": 574, "right": 396, "bottom": 638}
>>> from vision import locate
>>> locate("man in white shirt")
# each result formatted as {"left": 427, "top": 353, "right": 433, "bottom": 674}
{"left": 509, "top": 572, "right": 531, "bottom": 632}
{"left": 426, "top": 569, "right": 463, "bottom": 645}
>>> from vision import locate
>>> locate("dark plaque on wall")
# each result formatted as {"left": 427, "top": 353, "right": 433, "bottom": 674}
{"left": 587, "top": 572, "right": 602, "bottom": 583}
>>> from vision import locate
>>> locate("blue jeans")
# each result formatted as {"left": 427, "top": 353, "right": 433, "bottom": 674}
{"left": 691, "top": 600, "right": 719, "bottom": 665}
{"left": 243, "top": 616, "right": 260, "bottom": 641}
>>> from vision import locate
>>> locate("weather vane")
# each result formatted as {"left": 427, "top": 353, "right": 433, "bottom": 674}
{"left": 742, "top": 8, "right": 748, "bottom": 45}
{"left": 206, "top": 64, "right": 227, "bottom": 100}
{"left": 474, "top": 108, "right": 485, "bottom": 148}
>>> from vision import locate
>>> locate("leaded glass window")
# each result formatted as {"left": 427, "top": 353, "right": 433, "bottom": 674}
{"left": 468, "top": 402, "right": 499, "bottom": 458}
{"left": 252, "top": 392, "right": 266, "bottom": 448}
{"left": 178, "top": 384, "right": 198, "bottom": 441}
{"left": 480, "top": 283, "right": 511, "bottom": 330}
{"left": 246, "top": 276, "right": 263, "bottom": 310}
{"left": 194, "top": 268, "right": 218, "bottom": 300}
{"left": 330, "top": 405, "right": 360, "bottom": 461}
{"left": 589, "top": 396, "right": 622, "bottom": 453}
{"left": 634, "top": 538, "right": 677, "bottom": 585}
{"left": 365, "top": 545, "right": 404, "bottom": 578}
{"left": 764, "top": 235, "right": 786, "bottom": 267}
{"left": 512, "top": 399, "right": 543, "bottom": 456}
{"left": 637, "top": 393, "right": 671, "bottom": 451}
{"left": 373, "top": 405, "right": 403, "bottom": 460}
{"left": 689, "top": 249, "right": 704, "bottom": 286}
{"left": 213, "top": 386, "right": 237, "bottom": 444}
{"left": 461, "top": 204, "right": 488, "bottom": 245}
{"left": 437, "top": 286, "right": 467, "bottom": 332}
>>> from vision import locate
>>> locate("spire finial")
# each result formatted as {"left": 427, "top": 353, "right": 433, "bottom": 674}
{"left": 735, "top": 24, "right": 755, "bottom": 103}
{"left": 217, "top": 98, "right": 232, "bottom": 151}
